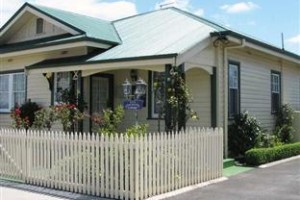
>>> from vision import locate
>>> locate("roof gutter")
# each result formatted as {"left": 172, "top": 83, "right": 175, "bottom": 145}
{"left": 211, "top": 31, "right": 300, "bottom": 64}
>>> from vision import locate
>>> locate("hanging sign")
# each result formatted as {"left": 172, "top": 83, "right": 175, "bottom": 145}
{"left": 123, "top": 99, "right": 143, "bottom": 110}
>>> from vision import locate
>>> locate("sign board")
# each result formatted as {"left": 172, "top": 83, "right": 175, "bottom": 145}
{"left": 123, "top": 99, "right": 144, "bottom": 110}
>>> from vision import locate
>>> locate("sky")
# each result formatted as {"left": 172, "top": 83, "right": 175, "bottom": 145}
{"left": 1, "top": 0, "right": 299, "bottom": 55}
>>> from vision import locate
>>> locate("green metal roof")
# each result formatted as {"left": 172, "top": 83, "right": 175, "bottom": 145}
{"left": 88, "top": 8, "right": 224, "bottom": 62}
{"left": 27, "top": 3, "right": 121, "bottom": 44}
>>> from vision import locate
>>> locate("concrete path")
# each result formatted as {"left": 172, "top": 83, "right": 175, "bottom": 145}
{"left": 0, "top": 180, "right": 111, "bottom": 200}
{"left": 166, "top": 158, "right": 300, "bottom": 200}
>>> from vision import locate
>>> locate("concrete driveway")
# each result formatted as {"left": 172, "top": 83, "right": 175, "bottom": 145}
{"left": 166, "top": 158, "right": 300, "bottom": 200}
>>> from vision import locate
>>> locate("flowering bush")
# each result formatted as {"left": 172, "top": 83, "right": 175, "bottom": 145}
{"left": 11, "top": 101, "right": 40, "bottom": 130}
{"left": 54, "top": 103, "right": 84, "bottom": 131}
{"left": 11, "top": 107, "right": 30, "bottom": 129}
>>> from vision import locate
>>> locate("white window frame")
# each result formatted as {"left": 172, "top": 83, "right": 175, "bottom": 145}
{"left": 0, "top": 72, "right": 25, "bottom": 112}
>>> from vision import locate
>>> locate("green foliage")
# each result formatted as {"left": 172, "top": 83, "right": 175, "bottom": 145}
{"left": 228, "top": 112, "right": 263, "bottom": 157}
{"left": 11, "top": 100, "right": 40, "bottom": 130}
{"left": 33, "top": 104, "right": 84, "bottom": 132}
{"left": 274, "top": 104, "right": 295, "bottom": 143}
{"left": 255, "top": 132, "right": 283, "bottom": 148}
{"left": 92, "top": 105, "right": 125, "bottom": 134}
{"left": 245, "top": 142, "right": 300, "bottom": 166}
{"left": 165, "top": 66, "right": 198, "bottom": 132}
{"left": 125, "top": 124, "right": 149, "bottom": 137}
{"left": 33, "top": 107, "right": 57, "bottom": 130}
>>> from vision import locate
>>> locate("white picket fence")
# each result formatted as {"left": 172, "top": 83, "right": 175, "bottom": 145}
{"left": 0, "top": 128, "right": 223, "bottom": 200}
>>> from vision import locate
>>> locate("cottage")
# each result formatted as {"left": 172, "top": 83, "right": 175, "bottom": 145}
{"left": 1, "top": 3, "right": 299, "bottom": 155}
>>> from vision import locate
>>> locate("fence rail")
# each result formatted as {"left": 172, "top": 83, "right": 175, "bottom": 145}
{"left": 0, "top": 128, "right": 223, "bottom": 200}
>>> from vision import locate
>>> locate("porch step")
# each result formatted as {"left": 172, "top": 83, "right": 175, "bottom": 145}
{"left": 223, "top": 158, "right": 235, "bottom": 169}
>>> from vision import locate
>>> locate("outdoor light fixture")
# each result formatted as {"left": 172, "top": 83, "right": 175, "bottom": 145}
{"left": 135, "top": 78, "right": 147, "bottom": 98}
{"left": 122, "top": 77, "right": 147, "bottom": 125}
{"left": 122, "top": 79, "right": 132, "bottom": 99}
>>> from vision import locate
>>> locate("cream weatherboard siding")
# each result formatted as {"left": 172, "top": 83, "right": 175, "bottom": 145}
{"left": 7, "top": 15, "right": 68, "bottom": 44}
{"left": 228, "top": 49, "right": 300, "bottom": 131}
{"left": 282, "top": 62, "right": 300, "bottom": 110}
{"left": 186, "top": 68, "right": 211, "bottom": 127}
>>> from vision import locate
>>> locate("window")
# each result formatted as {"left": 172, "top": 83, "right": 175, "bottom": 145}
{"left": 271, "top": 71, "right": 281, "bottom": 113}
{"left": 150, "top": 71, "right": 165, "bottom": 118}
{"left": 228, "top": 62, "right": 240, "bottom": 118}
{"left": 36, "top": 18, "right": 44, "bottom": 34}
{"left": 53, "top": 72, "right": 71, "bottom": 104}
{"left": 0, "top": 72, "right": 25, "bottom": 112}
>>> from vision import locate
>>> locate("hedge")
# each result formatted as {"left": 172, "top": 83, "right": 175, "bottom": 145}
{"left": 245, "top": 142, "right": 300, "bottom": 166}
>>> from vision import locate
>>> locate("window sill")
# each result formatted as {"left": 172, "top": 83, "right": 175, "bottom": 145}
{"left": 147, "top": 117, "right": 164, "bottom": 120}
{"left": 0, "top": 112, "right": 11, "bottom": 114}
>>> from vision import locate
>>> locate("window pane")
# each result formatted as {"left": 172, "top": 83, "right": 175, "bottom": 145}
{"left": 12, "top": 73, "right": 25, "bottom": 107}
{"left": 13, "top": 73, "right": 25, "bottom": 91}
{"left": 152, "top": 72, "right": 165, "bottom": 117}
{"left": 0, "top": 75, "right": 9, "bottom": 91}
{"left": 229, "top": 89, "right": 238, "bottom": 117}
{"left": 54, "top": 72, "right": 70, "bottom": 103}
{"left": 271, "top": 74, "right": 280, "bottom": 93}
{"left": 228, "top": 63, "right": 240, "bottom": 118}
{"left": 0, "top": 92, "right": 9, "bottom": 109}
{"left": 272, "top": 93, "right": 280, "bottom": 113}
{"left": 229, "top": 64, "right": 238, "bottom": 89}
{"left": 0, "top": 75, "right": 9, "bottom": 110}
{"left": 36, "top": 18, "right": 44, "bottom": 34}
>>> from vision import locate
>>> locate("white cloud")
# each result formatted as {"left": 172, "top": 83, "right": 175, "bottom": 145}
{"left": 0, "top": 0, "right": 138, "bottom": 27}
{"left": 220, "top": 2, "right": 259, "bottom": 14}
{"left": 287, "top": 34, "right": 300, "bottom": 44}
{"left": 194, "top": 8, "right": 204, "bottom": 16}
{"left": 155, "top": 0, "right": 204, "bottom": 16}
{"left": 1, "top": 0, "right": 25, "bottom": 26}
{"left": 286, "top": 34, "right": 300, "bottom": 55}
{"left": 155, "top": 0, "right": 190, "bottom": 10}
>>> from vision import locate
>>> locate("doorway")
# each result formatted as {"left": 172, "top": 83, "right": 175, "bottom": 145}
{"left": 90, "top": 74, "right": 114, "bottom": 130}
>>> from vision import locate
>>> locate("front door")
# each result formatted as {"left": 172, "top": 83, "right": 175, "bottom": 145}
{"left": 90, "top": 74, "right": 114, "bottom": 130}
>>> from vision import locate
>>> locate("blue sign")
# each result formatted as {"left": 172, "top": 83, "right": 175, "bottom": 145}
{"left": 123, "top": 100, "right": 144, "bottom": 110}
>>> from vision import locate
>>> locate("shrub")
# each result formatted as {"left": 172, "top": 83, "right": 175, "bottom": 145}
{"left": 91, "top": 105, "right": 125, "bottom": 134}
{"left": 11, "top": 100, "right": 40, "bottom": 129}
{"left": 228, "top": 111, "right": 263, "bottom": 157}
{"left": 274, "top": 104, "right": 295, "bottom": 143}
{"left": 33, "top": 107, "right": 58, "bottom": 130}
{"left": 125, "top": 123, "right": 149, "bottom": 137}
{"left": 255, "top": 132, "right": 282, "bottom": 148}
{"left": 245, "top": 142, "right": 300, "bottom": 166}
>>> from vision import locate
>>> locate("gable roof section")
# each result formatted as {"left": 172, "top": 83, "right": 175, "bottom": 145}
{"left": 87, "top": 7, "right": 223, "bottom": 62}
{"left": 0, "top": 3, "right": 121, "bottom": 45}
